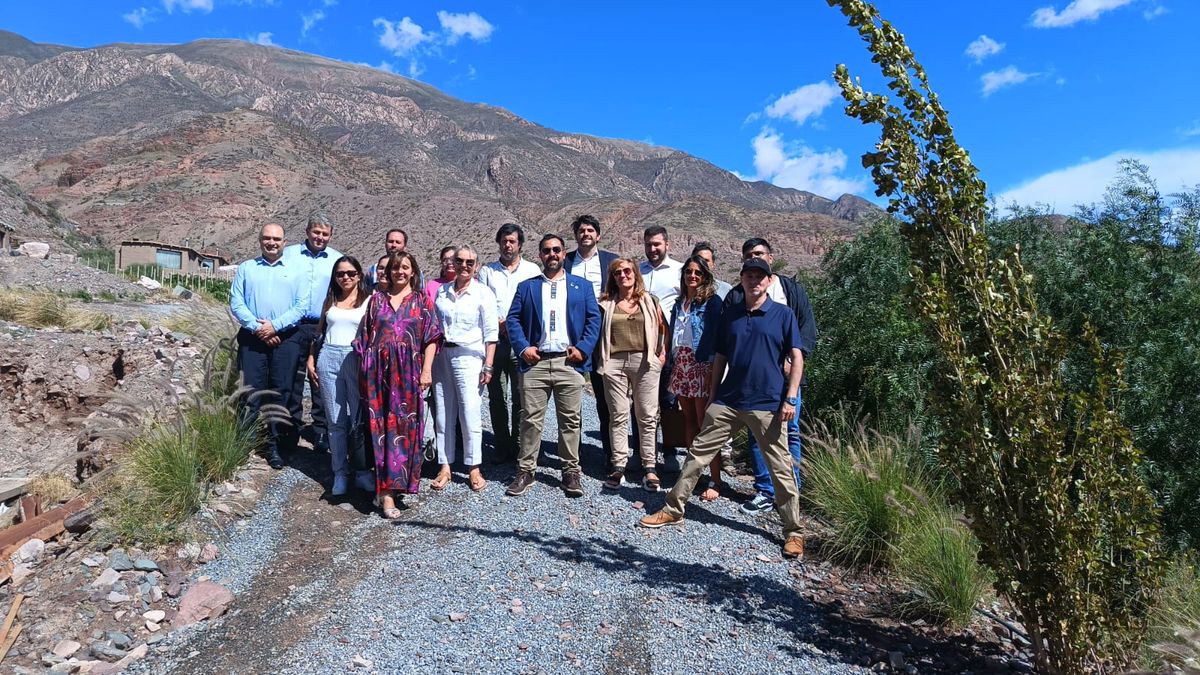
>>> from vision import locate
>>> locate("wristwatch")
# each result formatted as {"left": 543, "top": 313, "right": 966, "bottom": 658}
{"left": 784, "top": 396, "right": 798, "bottom": 406}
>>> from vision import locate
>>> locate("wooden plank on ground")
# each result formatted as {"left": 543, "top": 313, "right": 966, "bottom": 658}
{"left": 0, "top": 593, "right": 22, "bottom": 647}
{"left": 0, "top": 478, "right": 27, "bottom": 502}
{"left": 0, "top": 497, "right": 88, "bottom": 585}
{"left": 0, "top": 623, "right": 22, "bottom": 664}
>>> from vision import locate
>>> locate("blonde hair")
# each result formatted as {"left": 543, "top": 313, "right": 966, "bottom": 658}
{"left": 600, "top": 258, "right": 646, "bottom": 302}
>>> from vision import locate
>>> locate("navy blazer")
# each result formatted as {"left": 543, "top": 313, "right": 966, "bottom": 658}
{"left": 506, "top": 274, "right": 602, "bottom": 373}
{"left": 564, "top": 248, "right": 619, "bottom": 280}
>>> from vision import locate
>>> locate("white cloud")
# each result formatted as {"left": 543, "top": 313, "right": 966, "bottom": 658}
{"left": 374, "top": 16, "right": 432, "bottom": 56}
{"left": 162, "top": 0, "right": 213, "bottom": 14}
{"left": 123, "top": 7, "right": 152, "bottom": 28}
{"left": 1143, "top": 4, "right": 1168, "bottom": 19}
{"left": 374, "top": 61, "right": 396, "bottom": 74}
{"left": 748, "top": 128, "right": 868, "bottom": 199}
{"left": 965, "top": 35, "right": 1005, "bottom": 63}
{"left": 981, "top": 66, "right": 1038, "bottom": 96}
{"left": 1181, "top": 121, "right": 1200, "bottom": 137}
{"left": 436, "top": 11, "right": 494, "bottom": 44}
{"left": 1030, "top": 0, "right": 1134, "bottom": 28}
{"left": 408, "top": 60, "right": 425, "bottom": 78}
{"left": 249, "top": 32, "right": 275, "bottom": 46}
{"left": 764, "top": 81, "right": 840, "bottom": 126}
{"left": 301, "top": 9, "right": 325, "bottom": 37}
{"left": 997, "top": 147, "right": 1200, "bottom": 211}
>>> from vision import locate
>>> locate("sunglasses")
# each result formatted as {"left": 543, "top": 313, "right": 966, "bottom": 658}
{"left": 614, "top": 268, "right": 635, "bottom": 277}
{"left": 541, "top": 246, "right": 563, "bottom": 254}
{"left": 455, "top": 257, "right": 477, "bottom": 267}
{"left": 335, "top": 270, "right": 359, "bottom": 279}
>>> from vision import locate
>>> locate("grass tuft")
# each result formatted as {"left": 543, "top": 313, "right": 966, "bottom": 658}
{"left": 28, "top": 473, "right": 76, "bottom": 505}
{"left": 0, "top": 289, "right": 112, "bottom": 331}
{"left": 894, "top": 504, "right": 992, "bottom": 628}
{"left": 1142, "top": 554, "right": 1200, "bottom": 671}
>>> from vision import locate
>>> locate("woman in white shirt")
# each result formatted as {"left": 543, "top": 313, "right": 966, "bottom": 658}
{"left": 306, "top": 256, "right": 370, "bottom": 496}
{"left": 431, "top": 245, "right": 499, "bottom": 492}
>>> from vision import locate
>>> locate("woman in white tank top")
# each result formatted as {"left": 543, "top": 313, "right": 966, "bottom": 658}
{"left": 306, "top": 256, "right": 370, "bottom": 497}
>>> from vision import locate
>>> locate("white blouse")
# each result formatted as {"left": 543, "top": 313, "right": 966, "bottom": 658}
{"left": 323, "top": 303, "right": 368, "bottom": 347}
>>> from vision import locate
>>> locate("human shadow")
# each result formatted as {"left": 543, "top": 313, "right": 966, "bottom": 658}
{"left": 398, "top": 520, "right": 1009, "bottom": 673}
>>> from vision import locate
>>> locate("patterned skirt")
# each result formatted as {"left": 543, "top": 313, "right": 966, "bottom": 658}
{"left": 668, "top": 347, "right": 711, "bottom": 399}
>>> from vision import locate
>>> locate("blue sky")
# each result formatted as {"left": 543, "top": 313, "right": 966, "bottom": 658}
{"left": 3, "top": 0, "right": 1199, "bottom": 212}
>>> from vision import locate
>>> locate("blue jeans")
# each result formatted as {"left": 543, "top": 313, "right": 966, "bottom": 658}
{"left": 315, "top": 344, "right": 360, "bottom": 479}
{"left": 748, "top": 402, "right": 802, "bottom": 498}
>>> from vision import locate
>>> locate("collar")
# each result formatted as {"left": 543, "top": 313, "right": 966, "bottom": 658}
{"left": 302, "top": 241, "right": 329, "bottom": 258}
{"left": 443, "top": 279, "right": 477, "bottom": 296}
{"left": 256, "top": 255, "right": 284, "bottom": 266}
{"left": 573, "top": 248, "right": 599, "bottom": 262}
{"left": 541, "top": 272, "right": 567, "bottom": 284}
{"left": 743, "top": 296, "right": 774, "bottom": 315}
{"left": 643, "top": 257, "right": 676, "bottom": 271}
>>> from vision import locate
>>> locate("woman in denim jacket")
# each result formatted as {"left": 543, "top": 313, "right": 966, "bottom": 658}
{"left": 666, "top": 255, "right": 725, "bottom": 501}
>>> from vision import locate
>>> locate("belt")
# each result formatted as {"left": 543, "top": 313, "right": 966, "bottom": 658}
{"left": 540, "top": 351, "right": 568, "bottom": 359}
{"left": 299, "top": 317, "right": 320, "bottom": 325}
{"left": 443, "top": 341, "right": 465, "bottom": 349}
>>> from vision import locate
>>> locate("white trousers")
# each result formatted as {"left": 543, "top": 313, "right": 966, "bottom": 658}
{"left": 433, "top": 346, "right": 484, "bottom": 466}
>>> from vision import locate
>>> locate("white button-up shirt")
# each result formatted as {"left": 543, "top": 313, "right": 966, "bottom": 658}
{"left": 568, "top": 250, "right": 604, "bottom": 299}
{"left": 435, "top": 281, "right": 499, "bottom": 357}
{"left": 639, "top": 256, "right": 684, "bottom": 318}
{"left": 539, "top": 274, "right": 571, "bottom": 352}
{"left": 478, "top": 258, "right": 541, "bottom": 321}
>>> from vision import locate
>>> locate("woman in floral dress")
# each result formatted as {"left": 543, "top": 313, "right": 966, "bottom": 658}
{"left": 354, "top": 251, "right": 442, "bottom": 518}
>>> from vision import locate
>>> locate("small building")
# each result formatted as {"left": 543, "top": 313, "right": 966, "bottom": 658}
{"left": 116, "top": 239, "right": 229, "bottom": 274}
{"left": 0, "top": 222, "right": 12, "bottom": 252}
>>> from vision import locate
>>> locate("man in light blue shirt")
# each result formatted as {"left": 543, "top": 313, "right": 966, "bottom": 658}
{"left": 281, "top": 211, "right": 341, "bottom": 453}
{"left": 230, "top": 223, "right": 309, "bottom": 469}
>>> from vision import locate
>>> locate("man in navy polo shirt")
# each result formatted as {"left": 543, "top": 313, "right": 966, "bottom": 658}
{"left": 640, "top": 257, "right": 807, "bottom": 559}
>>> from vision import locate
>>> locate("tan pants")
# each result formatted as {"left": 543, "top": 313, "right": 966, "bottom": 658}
{"left": 517, "top": 356, "right": 584, "bottom": 473}
{"left": 664, "top": 403, "right": 802, "bottom": 539}
{"left": 601, "top": 351, "right": 661, "bottom": 471}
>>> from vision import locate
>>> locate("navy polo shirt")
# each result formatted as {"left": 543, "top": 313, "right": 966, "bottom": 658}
{"left": 714, "top": 297, "right": 802, "bottom": 412}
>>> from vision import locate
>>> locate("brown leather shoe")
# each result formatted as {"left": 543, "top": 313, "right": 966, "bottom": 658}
{"left": 506, "top": 469, "right": 535, "bottom": 496}
{"left": 561, "top": 470, "right": 583, "bottom": 498}
{"left": 639, "top": 510, "right": 683, "bottom": 529}
{"left": 783, "top": 535, "right": 805, "bottom": 559}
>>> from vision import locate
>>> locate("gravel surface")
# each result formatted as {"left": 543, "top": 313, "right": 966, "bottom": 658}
{"left": 131, "top": 391, "right": 866, "bottom": 674}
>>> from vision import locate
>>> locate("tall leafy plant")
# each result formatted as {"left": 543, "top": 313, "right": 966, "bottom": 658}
{"left": 826, "top": 1, "right": 1163, "bottom": 671}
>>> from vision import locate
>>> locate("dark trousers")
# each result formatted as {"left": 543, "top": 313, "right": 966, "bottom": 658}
{"left": 487, "top": 331, "right": 522, "bottom": 459}
{"left": 238, "top": 327, "right": 302, "bottom": 454}
{"left": 290, "top": 321, "right": 327, "bottom": 443}
{"left": 591, "top": 360, "right": 612, "bottom": 459}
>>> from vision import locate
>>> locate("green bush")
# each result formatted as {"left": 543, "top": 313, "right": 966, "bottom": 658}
{"left": 894, "top": 504, "right": 992, "bottom": 628}
{"left": 1142, "top": 554, "right": 1200, "bottom": 671}
{"left": 190, "top": 398, "right": 257, "bottom": 483}
{"left": 77, "top": 247, "right": 115, "bottom": 268}
{"left": 127, "top": 423, "right": 202, "bottom": 522}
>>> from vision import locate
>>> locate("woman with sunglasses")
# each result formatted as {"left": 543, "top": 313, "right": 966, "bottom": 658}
{"left": 424, "top": 245, "right": 458, "bottom": 304}
{"left": 354, "top": 251, "right": 443, "bottom": 518}
{"left": 305, "top": 256, "right": 370, "bottom": 496}
{"left": 667, "top": 255, "right": 725, "bottom": 501}
{"left": 430, "top": 245, "right": 498, "bottom": 492}
{"left": 596, "top": 258, "right": 668, "bottom": 491}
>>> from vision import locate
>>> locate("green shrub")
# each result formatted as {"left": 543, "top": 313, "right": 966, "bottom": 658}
{"left": 77, "top": 247, "right": 115, "bottom": 268}
{"left": 127, "top": 423, "right": 202, "bottom": 520}
{"left": 803, "top": 417, "right": 936, "bottom": 567}
{"left": 1142, "top": 554, "right": 1200, "bottom": 671}
{"left": 894, "top": 504, "right": 992, "bottom": 628}
{"left": 190, "top": 398, "right": 257, "bottom": 483}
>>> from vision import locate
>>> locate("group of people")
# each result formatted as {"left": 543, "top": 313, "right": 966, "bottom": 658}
{"left": 229, "top": 212, "right": 815, "bottom": 557}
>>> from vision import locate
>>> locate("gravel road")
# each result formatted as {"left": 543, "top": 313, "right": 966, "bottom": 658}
{"left": 130, "top": 392, "right": 866, "bottom": 674}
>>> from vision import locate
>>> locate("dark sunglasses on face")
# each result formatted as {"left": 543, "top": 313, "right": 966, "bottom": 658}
{"left": 335, "top": 270, "right": 359, "bottom": 279}
{"left": 541, "top": 246, "right": 563, "bottom": 254}
{"left": 455, "top": 257, "right": 477, "bottom": 267}
{"left": 614, "top": 268, "right": 635, "bottom": 277}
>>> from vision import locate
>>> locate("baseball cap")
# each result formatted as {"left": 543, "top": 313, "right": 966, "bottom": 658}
{"left": 740, "top": 258, "right": 771, "bottom": 275}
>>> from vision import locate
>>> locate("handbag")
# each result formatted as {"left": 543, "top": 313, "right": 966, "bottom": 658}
{"left": 659, "top": 401, "right": 688, "bottom": 449}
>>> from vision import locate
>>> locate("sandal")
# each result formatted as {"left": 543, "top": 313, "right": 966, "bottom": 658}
{"left": 430, "top": 470, "right": 452, "bottom": 491}
{"left": 603, "top": 469, "right": 624, "bottom": 491}
{"left": 469, "top": 472, "right": 488, "bottom": 492}
{"left": 643, "top": 473, "right": 661, "bottom": 492}
{"left": 700, "top": 479, "right": 723, "bottom": 502}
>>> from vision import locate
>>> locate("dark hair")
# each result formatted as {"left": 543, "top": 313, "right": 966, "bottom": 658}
{"left": 742, "top": 237, "right": 772, "bottom": 255}
{"left": 691, "top": 241, "right": 715, "bottom": 259}
{"left": 315, "top": 256, "right": 368, "bottom": 348}
{"left": 538, "top": 233, "right": 565, "bottom": 251}
{"left": 681, "top": 255, "right": 716, "bottom": 304}
{"left": 600, "top": 258, "right": 646, "bottom": 303}
{"left": 386, "top": 228, "right": 408, "bottom": 244}
{"left": 438, "top": 245, "right": 457, "bottom": 259}
{"left": 495, "top": 223, "right": 524, "bottom": 246}
{"left": 571, "top": 214, "right": 601, "bottom": 235}
{"left": 385, "top": 251, "right": 422, "bottom": 293}
{"left": 643, "top": 225, "right": 668, "bottom": 241}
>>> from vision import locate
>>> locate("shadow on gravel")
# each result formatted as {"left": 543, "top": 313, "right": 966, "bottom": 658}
{"left": 397, "top": 520, "right": 1009, "bottom": 674}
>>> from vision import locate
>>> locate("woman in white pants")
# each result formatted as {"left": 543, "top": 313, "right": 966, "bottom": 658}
{"left": 430, "top": 245, "right": 498, "bottom": 492}
{"left": 305, "top": 256, "right": 370, "bottom": 496}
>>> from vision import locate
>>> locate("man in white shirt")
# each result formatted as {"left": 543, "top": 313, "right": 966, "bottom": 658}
{"left": 477, "top": 223, "right": 541, "bottom": 462}
{"left": 639, "top": 225, "right": 685, "bottom": 471}
{"left": 564, "top": 214, "right": 619, "bottom": 463}
{"left": 366, "top": 228, "right": 407, "bottom": 286}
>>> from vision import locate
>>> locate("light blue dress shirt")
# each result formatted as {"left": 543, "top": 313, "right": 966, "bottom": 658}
{"left": 283, "top": 241, "right": 342, "bottom": 320}
{"left": 229, "top": 256, "right": 308, "bottom": 333}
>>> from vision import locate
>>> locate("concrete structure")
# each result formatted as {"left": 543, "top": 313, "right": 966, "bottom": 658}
{"left": 117, "top": 240, "right": 229, "bottom": 274}
{"left": 1, "top": 222, "right": 12, "bottom": 252}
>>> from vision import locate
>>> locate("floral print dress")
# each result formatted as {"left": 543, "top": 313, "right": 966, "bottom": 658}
{"left": 354, "top": 290, "right": 442, "bottom": 494}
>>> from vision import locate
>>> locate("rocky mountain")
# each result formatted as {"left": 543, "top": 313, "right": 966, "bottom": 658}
{"left": 0, "top": 29, "right": 878, "bottom": 274}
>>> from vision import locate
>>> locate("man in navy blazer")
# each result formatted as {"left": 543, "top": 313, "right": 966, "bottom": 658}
{"left": 562, "top": 214, "right": 619, "bottom": 463}
{"left": 505, "top": 233, "right": 602, "bottom": 498}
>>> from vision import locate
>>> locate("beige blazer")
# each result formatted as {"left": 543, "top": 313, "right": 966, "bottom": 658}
{"left": 596, "top": 294, "right": 666, "bottom": 376}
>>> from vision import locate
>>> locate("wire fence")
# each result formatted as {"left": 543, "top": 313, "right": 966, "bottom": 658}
{"left": 77, "top": 253, "right": 233, "bottom": 301}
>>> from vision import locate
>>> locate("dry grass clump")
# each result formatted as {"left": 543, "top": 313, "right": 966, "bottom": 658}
{"left": 0, "top": 289, "right": 112, "bottom": 331}
{"left": 27, "top": 473, "right": 77, "bottom": 505}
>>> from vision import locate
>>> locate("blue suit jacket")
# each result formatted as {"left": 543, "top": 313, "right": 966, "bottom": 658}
{"left": 506, "top": 274, "right": 602, "bottom": 373}
{"left": 564, "top": 248, "right": 619, "bottom": 280}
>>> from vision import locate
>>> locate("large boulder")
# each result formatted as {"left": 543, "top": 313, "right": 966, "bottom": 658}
{"left": 18, "top": 241, "right": 50, "bottom": 258}
{"left": 137, "top": 276, "right": 162, "bottom": 290}
{"left": 175, "top": 580, "right": 234, "bottom": 626}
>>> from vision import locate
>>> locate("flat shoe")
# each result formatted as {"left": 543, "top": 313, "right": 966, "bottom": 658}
{"left": 469, "top": 475, "right": 487, "bottom": 492}
{"left": 382, "top": 506, "right": 402, "bottom": 519}
{"left": 430, "top": 473, "right": 452, "bottom": 491}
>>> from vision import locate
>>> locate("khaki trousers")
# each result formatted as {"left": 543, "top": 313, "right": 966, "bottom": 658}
{"left": 601, "top": 351, "right": 661, "bottom": 471}
{"left": 517, "top": 356, "right": 584, "bottom": 473}
{"left": 664, "top": 403, "right": 802, "bottom": 539}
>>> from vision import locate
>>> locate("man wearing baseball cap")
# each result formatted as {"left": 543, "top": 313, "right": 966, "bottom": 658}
{"left": 639, "top": 257, "right": 807, "bottom": 559}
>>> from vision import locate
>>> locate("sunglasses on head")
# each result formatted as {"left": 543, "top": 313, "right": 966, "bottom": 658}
{"left": 335, "top": 270, "right": 359, "bottom": 279}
